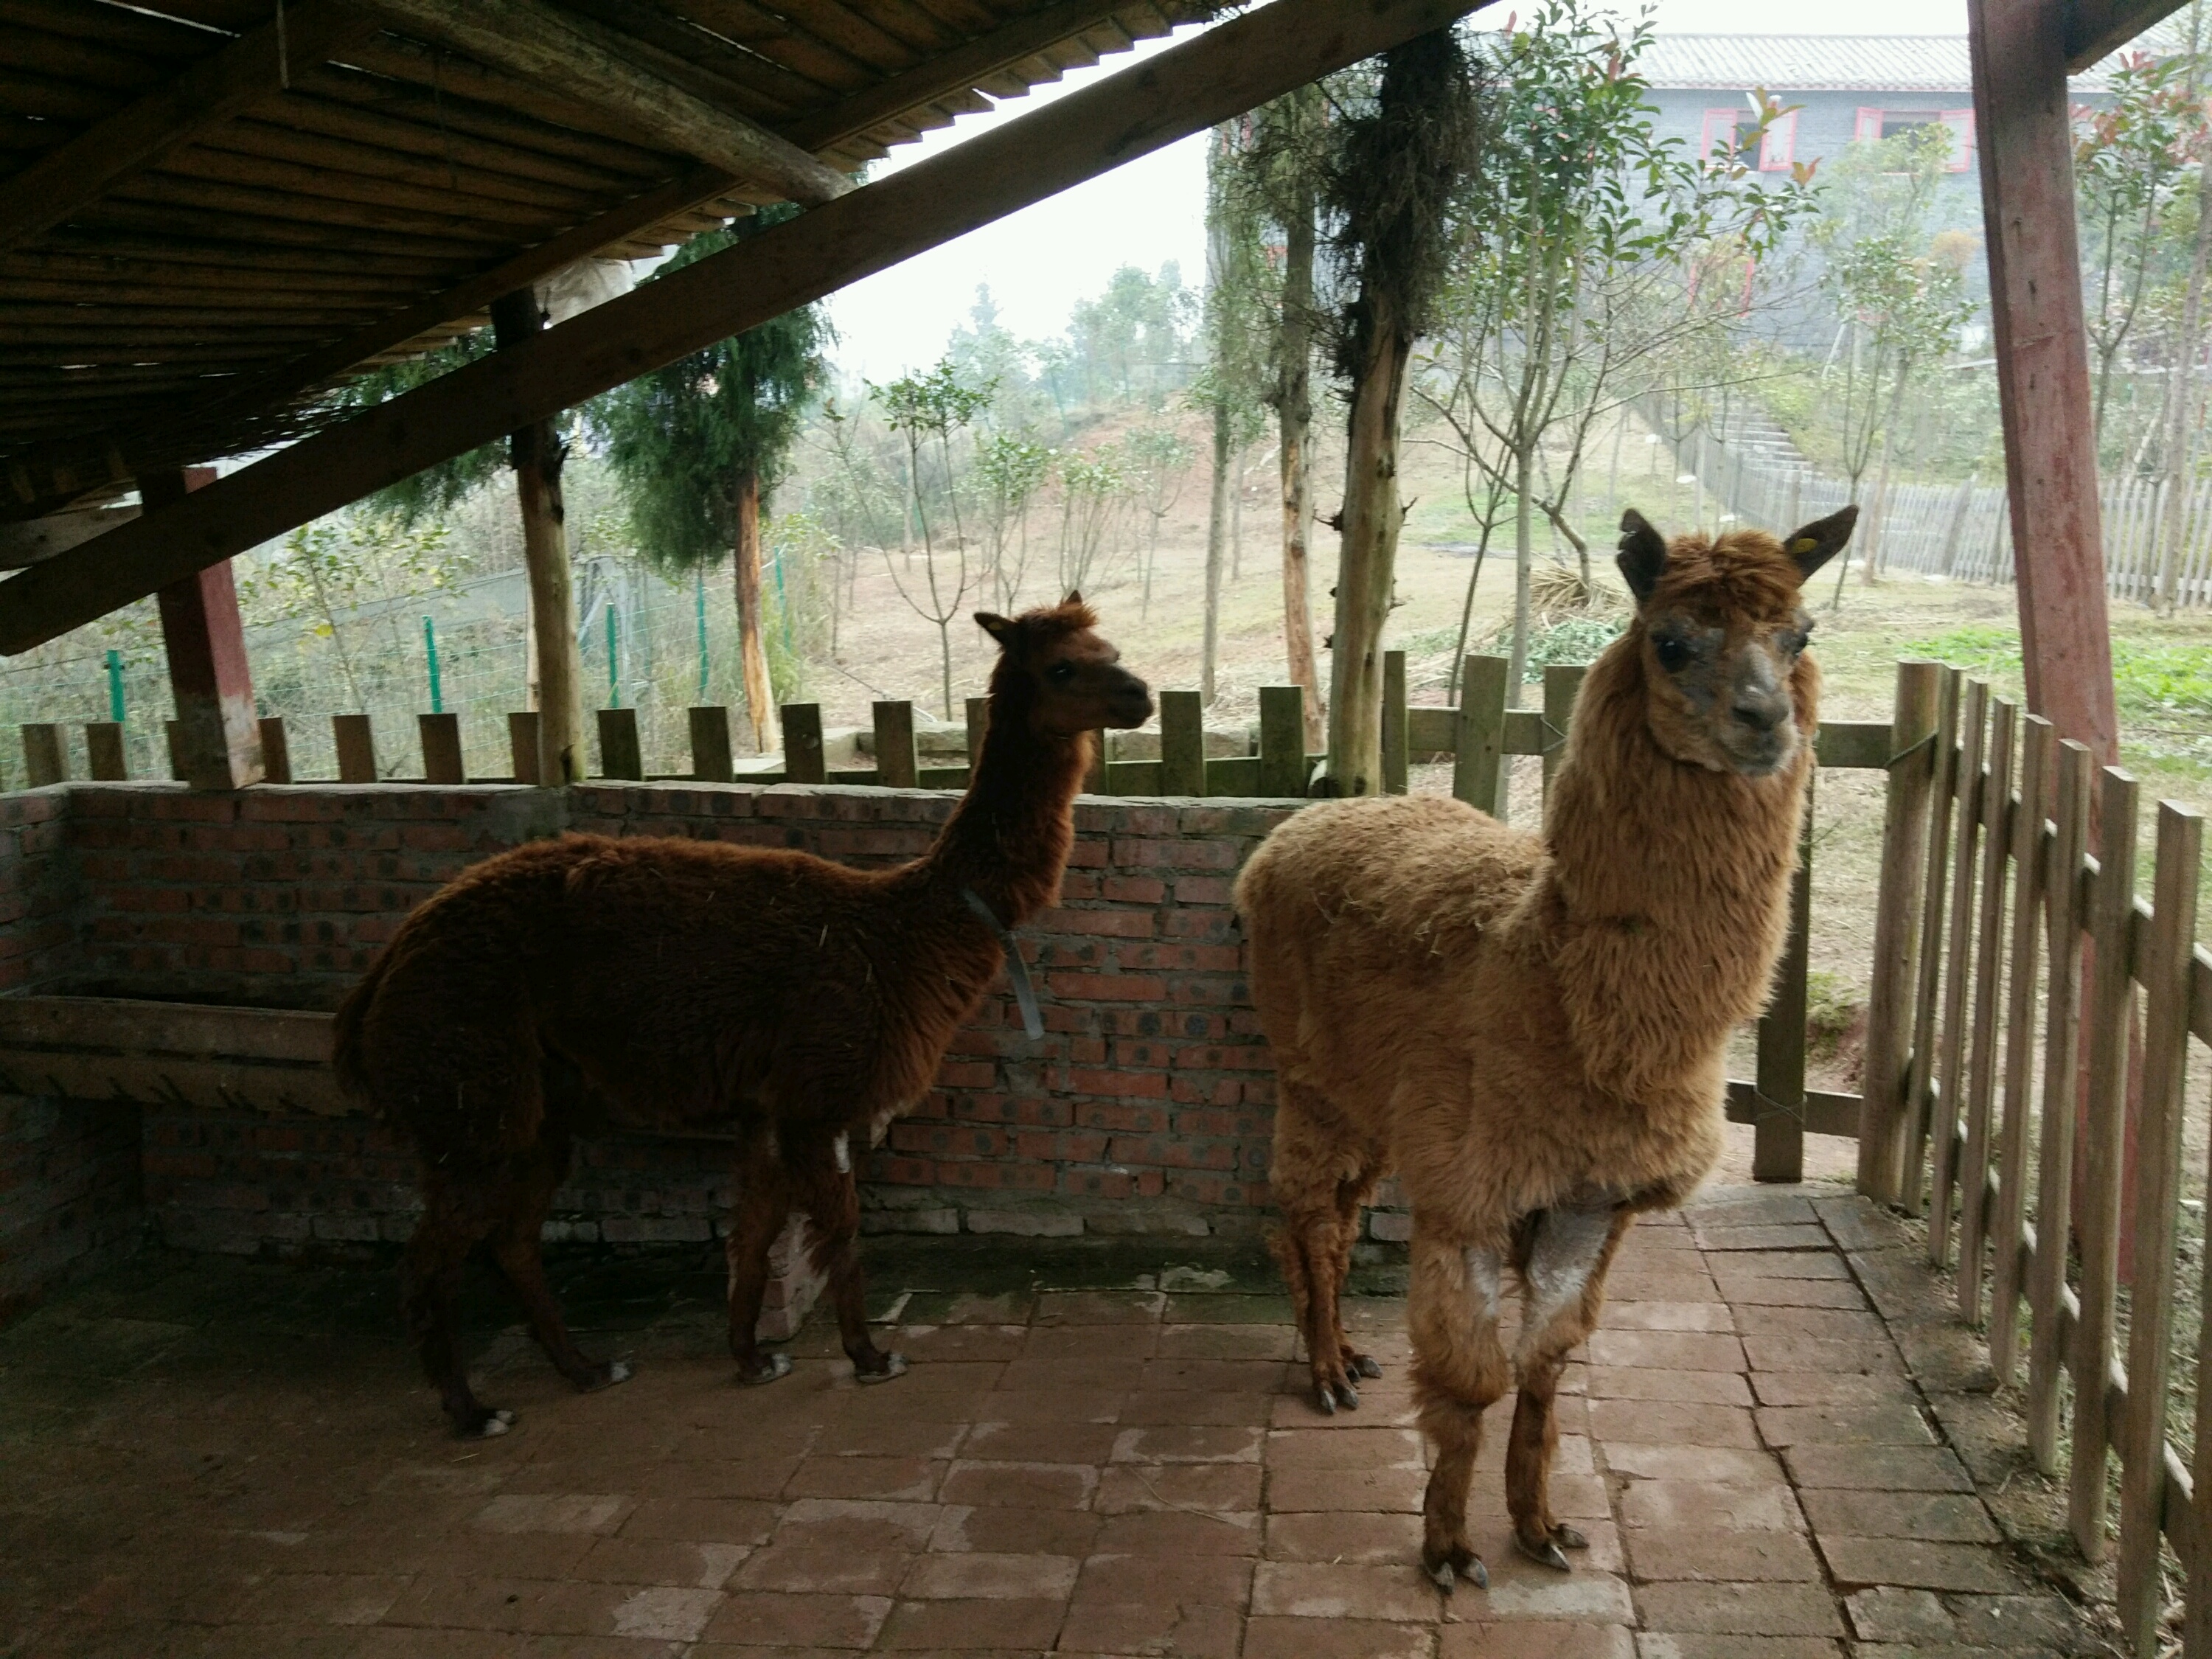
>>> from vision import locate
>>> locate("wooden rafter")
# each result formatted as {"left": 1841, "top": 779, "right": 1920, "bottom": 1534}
{"left": 360, "top": 0, "right": 854, "bottom": 206}
{"left": 2064, "top": 0, "right": 2191, "bottom": 69}
{"left": 0, "top": 0, "right": 1486, "bottom": 653}
{"left": 2, "top": 0, "right": 1200, "bottom": 514}
{"left": 0, "top": 0, "right": 382, "bottom": 257}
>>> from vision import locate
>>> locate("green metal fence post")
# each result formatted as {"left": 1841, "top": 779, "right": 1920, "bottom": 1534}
{"left": 423, "top": 616, "right": 442, "bottom": 714}
{"left": 695, "top": 568, "right": 709, "bottom": 703}
{"left": 606, "top": 606, "right": 621, "bottom": 709}
{"left": 104, "top": 650, "right": 125, "bottom": 723}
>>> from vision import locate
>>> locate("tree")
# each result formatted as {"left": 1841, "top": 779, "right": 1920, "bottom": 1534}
{"left": 594, "top": 208, "right": 830, "bottom": 751}
{"left": 1320, "top": 27, "right": 1482, "bottom": 798}
{"left": 1122, "top": 420, "right": 1195, "bottom": 619}
{"left": 973, "top": 431, "right": 1052, "bottom": 613}
{"left": 1056, "top": 451, "right": 1126, "bottom": 594}
{"left": 873, "top": 359, "right": 993, "bottom": 718}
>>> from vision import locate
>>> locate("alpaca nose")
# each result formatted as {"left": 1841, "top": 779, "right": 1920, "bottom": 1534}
{"left": 1731, "top": 693, "right": 1787, "bottom": 734}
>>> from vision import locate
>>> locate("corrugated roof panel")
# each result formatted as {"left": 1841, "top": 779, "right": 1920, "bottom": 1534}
{"left": 1635, "top": 33, "right": 2110, "bottom": 92}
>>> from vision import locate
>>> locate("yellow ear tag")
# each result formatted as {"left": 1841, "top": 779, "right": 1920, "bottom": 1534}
{"left": 1790, "top": 537, "right": 1819, "bottom": 554}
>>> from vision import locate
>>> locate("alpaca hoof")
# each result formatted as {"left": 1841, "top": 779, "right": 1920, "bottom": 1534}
{"left": 1352, "top": 1354, "right": 1383, "bottom": 1379}
{"left": 1514, "top": 1533, "right": 1573, "bottom": 1573}
{"left": 739, "top": 1352, "right": 793, "bottom": 1387}
{"left": 576, "top": 1359, "right": 630, "bottom": 1393}
{"left": 1554, "top": 1524, "right": 1588, "bottom": 1551}
{"left": 1316, "top": 1388, "right": 1335, "bottom": 1416}
{"left": 855, "top": 1352, "right": 908, "bottom": 1385}
{"left": 459, "top": 1406, "right": 516, "bottom": 1439}
{"left": 1423, "top": 1554, "right": 1486, "bottom": 1593}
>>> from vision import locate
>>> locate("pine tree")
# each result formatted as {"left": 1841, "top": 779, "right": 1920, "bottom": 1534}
{"left": 592, "top": 208, "right": 830, "bottom": 751}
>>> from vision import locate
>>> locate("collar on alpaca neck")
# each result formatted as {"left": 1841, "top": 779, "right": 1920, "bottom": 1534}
{"left": 961, "top": 886, "right": 1044, "bottom": 1041}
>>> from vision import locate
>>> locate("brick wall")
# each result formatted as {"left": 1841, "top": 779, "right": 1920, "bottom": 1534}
{"left": 0, "top": 781, "right": 1406, "bottom": 1291}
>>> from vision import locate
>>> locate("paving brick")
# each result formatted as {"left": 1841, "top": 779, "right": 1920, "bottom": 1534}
{"left": 1072, "top": 1551, "right": 1253, "bottom": 1607}
{"left": 898, "top": 1551, "right": 1080, "bottom": 1599}
{"left": 1113, "top": 1423, "right": 1265, "bottom": 1463}
{"left": 1249, "top": 1559, "right": 1443, "bottom": 1621}
{"left": 1633, "top": 1636, "right": 1845, "bottom": 1659}
{"left": 1945, "top": 1592, "right": 2095, "bottom": 1651}
{"left": 958, "top": 1420, "right": 1118, "bottom": 1464}
{"left": 1816, "top": 1537, "right": 2023, "bottom": 1593}
{"left": 1741, "top": 1335, "right": 1902, "bottom": 1374}
{"left": 1058, "top": 1598, "right": 1243, "bottom": 1656}
{"left": 618, "top": 1498, "right": 779, "bottom": 1545}
{"left": 1634, "top": 1582, "right": 1847, "bottom": 1637}
{"left": 1585, "top": 1368, "right": 1752, "bottom": 1406}
{"left": 1587, "top": 1401, "right": 1760, "bottom": 1449}
{"left": 1584, "top": 1332, "right": 1745, "bottom": 1371}
{"left": 1596, "top": 1301, "right": 1735, "bottom": 1332}
{"left": 1618, "top": 1483, "right": 1804, "bottom": 1533}
{"left": 928, "top": 1504, "right": 1100, "bottom": 1558}
{"left": 1708, "top": 1276, "right": 1868, "bottom": 1309}
{"left": 1746, "top": 1371, "right": 1909, "bottom": 1408}
{"left": 568, "top": 1537, "right": 751, "bottom": 1588}
{"left": 1121, "top": 1388, "right": 1276, "bottom": 1426}
{"left": 1797, "top": 1490, "right": 1997, "bottom": 1543}
{"left": 698, "top": 1589, "right": 891, "bottom": 1647}
{"left": 1624, "top": 1529, "right": 1823, "bottom": 1583}
{"left": 1689, "top": 1225, "right": 1832, "bottom": 1253}
{"left": 1093, "top": 1507, "right": 1260, "bottom": 1557}
{"left": 1753, "top": 1402, "right": 1934, "bottom": 1446}
{"left": 1242, "top": 1615, "right": 1435, "bottom": 1659}
{"left": 1094, "top": 1462, "right": 1264, "bottom": 1514}
{"left": 1780, "top": 1444, "right": 1973, "bottom": 1492}
{"left": 1601, "top": 1445, "right": 1785, "bottom": 1486}
{"left": 1266, "top": 1427, "right": 1425, "bottom": 1468}
{"left": 874, "top": 1596, "right": 1069, "bottom": 1649}
{"left": 1705, "top": 1250, "right": 1848, "bottom": 1280}
{"left": 781, "top": 1455, "right": 945, "bottom": 1503}
{"left": 935, "top": 1460, "right": 1097, "bottom": 1509}
{"left": 1844, "top": 1585, "right": 1953, "bottom": 1642}
{"left": 1263, "top": 1511, "right": 1425, "bottom": 1564}
{"left": 1439, "top": 1624, "right": 1634, "bottom": 1658}
{"left": 469, "top": 1494, "right": 630, "bottom": 1536}
{"left": 1264, "top": 1463, "right": 1428, "bottom": 1514}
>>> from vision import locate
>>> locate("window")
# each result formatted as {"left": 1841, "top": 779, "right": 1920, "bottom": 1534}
{"left": 1701, "top": 105, "right": 1761, "bottom": 164}
{"left": 1759, "top": 109, "right": 1798, "bottom": 171}
{"left": 1855, "top": 107, "right": 1977, "bottom": 170}
{"left": 1939, "top": 108, "right": 1977, "bottom": 171}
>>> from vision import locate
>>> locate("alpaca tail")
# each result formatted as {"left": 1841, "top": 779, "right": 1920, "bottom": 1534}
{"left": 330, "top": 953, "right": 387, "bottom": 1105}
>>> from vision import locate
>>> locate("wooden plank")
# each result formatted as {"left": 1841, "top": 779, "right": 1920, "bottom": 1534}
{"left": 0, "top": 994, "right": 333, "bottom": 1065}
{"left": 1725, "top": 1081, "right": 1863, "bottom": 1138}
{"left": 2070, "top": 765, "right": 2139, "bottom": 1561}
{"left": 507, "top": 711, "right": 542, "bottom": 786}
{"left": 1753, "top": 774, "right": 1815, "bottom": 1182}
{"left": 1989, "top": 714, "right": 2052, "bottom": 1385}
{"left": 0, "top": 0, "right": 1492, "bottom": 654}
{"left": 1382, "top": 650, "right": 1408, "bottom": 795}
{"left": 1857, "top": 661, "right": 1944, "bottom": 1203}
{"left": 1540, "top": 664, "right": 1583, "bottom": 804}
{"left": 146, "top": 468, "right": 262, "bottom": 791}
{"left": 1930, "top": 680, "right": 1990, "bottom": 1264}
{"left": 1957, "top": 698, "right": 2016, "bottom": 1314}
{"left": 2065, "top": 0, "right": 2191, "bottom": 69}
{"left": 1259, "top": 684, "right": 1307, "bottom": 797}
{"left": 1407, "top": 704, "right": 1454, "bottom": 754}
{"left": 1815, "top": 720, "right": 1893, "bottom": 770}
{"left": 1205, "top": 755, "right": 1261, "bottom": 796}
{"left": 83, "top": 721, "right": 126, "bottom": 781}
{"left": 418, "top": 712, "right": 464, "bottom": 784}
{"left": 258, "top": 714, "right": 291, "bottom": 785}
{"left": 2028, "top": 738, "right": 2094, "bottom": 1471}
{"left": 332, "top": 714, "right": 376, "bottom": 783}
{"left": 0, "top": 1, "right": 380, "bottom": 257}
{"left": 872, "top": 700, "right": 918, "bottom": 789}
{"left": 689, "top": 705, "right": 734, "bottom": 783}
{"left": 1901, "top": 668, "right": 1963, "bottom": 1214}
{"left": 781, "top": 703, "right": 826, "bottom": 785}
{"left": 19, "top": 723, "right": 63, "bottom": 787}
{"left": 596, "top": 707, "right": 643, "bottom": 781}
{"left": 1158, "top": 689, "right": 1203, "bottom": 797}
{"left": 1969, "top": 0, "right": 2121, "bottom": 766}
{"left": 1453, "top": 655, "right": 1507, "bottom": 815}
{"left": 2115, "top": 800, "right": 2202, "bottom": 1652}
{"left": 361, "top": 0, "right": 852, "bottom": 205}
{"left": 1104, "top": 759, "right": 1164, "bottom": 794}
{"left": 919, "top": 763, "right": 973, "bottom": 788}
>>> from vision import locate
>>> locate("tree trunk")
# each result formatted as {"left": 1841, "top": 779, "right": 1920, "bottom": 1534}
{"left": 491, "top": 288, "right": 583, "bottom": 786}
{"left": 1507, "top": 440, "right": 1534, "bottom": 702}
{"left": 1863, "top": 368, "right": 1910, "bottom": 584}
{"left": 1278, "top": 178, "right": 1324, "bottom": 750}
{"left": 1324, "top": 296, "right": 1408, "bottom": 798}
{"left": 1203, "top": 399, "right": 1231, "bottom": 703}
{"left": 2157, "top": 156, "right": 2212, "bottom": 613}
{"left": 732, "top": 467, "right": 773, "bottom": 752}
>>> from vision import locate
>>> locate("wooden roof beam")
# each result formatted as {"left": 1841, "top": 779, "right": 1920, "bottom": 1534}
{"left": 0, "top": 0, "right": 1486, "bottom": 653}
{"left": 360, "top": 0, "right": 854, "bottom": 206}
{"left": 0, "top": 0, "right": 383, "bottom": 257}
{"left": 2064, "top": 0, "right": 2191, "bottom": 69}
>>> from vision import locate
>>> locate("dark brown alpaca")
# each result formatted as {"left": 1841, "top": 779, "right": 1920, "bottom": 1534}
{"left": 335, "top": 597, "right": 1151, "bottom": 1436}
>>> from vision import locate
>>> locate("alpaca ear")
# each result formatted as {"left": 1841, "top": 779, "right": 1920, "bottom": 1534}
{"left": 1781, "top": 506, "right": 1857, "bottom": 584}
{"left": 975, "top": 611, "right": 1015, "bottom": 646}
{"left": 1616, "top": 509, "right": 1668, "bottom": 604}
{"left": 1062, "top": 588, "right": 1082, "bottom": 606}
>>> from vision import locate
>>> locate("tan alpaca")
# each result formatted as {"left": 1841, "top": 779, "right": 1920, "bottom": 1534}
{"left": 1235, "top": 506, "right": 1856, "bottom": 1589}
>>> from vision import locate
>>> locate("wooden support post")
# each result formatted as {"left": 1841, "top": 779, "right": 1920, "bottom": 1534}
{"left": 1158, "top": 690, "right": 1205, "bottom": 796}
{"left": 689, "top": 706, "right": 734, "bottom": 782}
{"left": 1988, "top": 714, "right": 2053, "bottom": 1385}
{"left": 163, "top": 720, "right": 184, "bottom": 782}
{"left": 21, "top": 724, "right": 64, "bottom": 787}
{"left": 965, "top": 697, "right": 990, "bottom": 781}
{"left": 596, "top": 708, "right": 642, "bottom": 781}
{"left": 1968, "top": 0, "right": 2121, "bottom": 768}
{"left": 1086, "top": 730, "right": 1109, "bottom": 795}
{"left": 144, "top": 467, "right": 262, "bottom": 791}
{"left": 1382, "top": 650, "right": 1408, "bottom": 795}
{"left": 84, "top": 723, "right": 126, "bottom": 782}
{"left": 1453, "top": 655, "right": 1508, "bottom": 816}
{"left": 507, "top": 712, "right": 542, "bottom": 785}
{"left": 259, "top": 717, "right": 291, "bottom": 785}
{"left": 420, "top": 713, "right": 465, "bottom": 785}
{"left": 1540, "top": 664, "right": 1584, "bottom": 809}
{"left": 872, "top": 701, "right": 917, "bottom": 789}
{"left": 2114, "top": 800, "right": 2202, "bottom": 1651}
{"left": 1857, "top": 661, "right": 1944, "bottom": 1203}
{"left": 1900, "top": 669, "right": 1964, "bottom": 1214}
{"left": 490, "top": 291, "right": 585, "bottom": 789}
{"left": 333, "top": 714, "right": 377, "bottom": 784}
{"left": 1259, "top": 686, "right": 1307, "bottom": 798}
{"left": 2068, "top": 765, "right": 2138, "bottom": 1562}
{"left": 781, "top": 703, "right": 825, "bottom": 785}
{"left": 2027, "top": 737, "right": 2093, "bottom": 1471}
{"left": 1753, "top": 777, "right": 1814, "bottom": 1183}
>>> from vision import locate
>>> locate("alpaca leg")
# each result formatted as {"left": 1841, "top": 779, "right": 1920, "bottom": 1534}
{"left": 726, "top": 1142, "right": 796, "bottom": 1385}
{"left": 400, "top": 1181, "right": 511, "bottom": 1439}
{"left": 796, "top": 1136, "right": 904, "bottom": 1383}
{"left": 1266, "top": 1084, "right": 1364, "bottom": 1413}
{"left": 1408, "top": 1227, "right": 1509, "bottom": 1592}
{"left": 1330, "top": 1161, "right": 1385, "bottom": 1384}
{"left": 489, "top": 1134, "right": 630, "bottom": 1394}
{"left": 1506, "top": 1201, "right": 1635, "bottom": 1571}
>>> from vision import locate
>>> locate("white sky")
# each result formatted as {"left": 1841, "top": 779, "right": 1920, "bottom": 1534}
{"left": 823, "top": 0, "right": 1972, "bottom": 382}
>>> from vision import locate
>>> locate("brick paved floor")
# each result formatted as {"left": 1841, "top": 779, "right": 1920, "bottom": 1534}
{"left": 0, "top": 1183, "right": 2109, "bottom": 1658}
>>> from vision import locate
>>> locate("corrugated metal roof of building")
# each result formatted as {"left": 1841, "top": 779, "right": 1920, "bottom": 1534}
{"left": 1637, "top": 34, "right": 2110, "bottom": 92}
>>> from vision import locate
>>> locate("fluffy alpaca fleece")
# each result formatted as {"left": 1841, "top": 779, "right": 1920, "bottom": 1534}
{"left": 1234, "top": 509, "right": 1853, "bottom": 1588}
{"left": 335, "top": 597, "right": 1150, "bottom": 1436}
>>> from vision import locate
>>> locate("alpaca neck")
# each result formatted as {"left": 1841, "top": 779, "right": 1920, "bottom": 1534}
{"left": 1543, "top": 644, "right": 1812, "bottom": 1091}
{"left": 925, "top": 695, "right": 1086, "bottom": 926}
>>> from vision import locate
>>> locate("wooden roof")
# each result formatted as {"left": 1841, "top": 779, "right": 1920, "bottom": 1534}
{"left": 0, "top": 0, "right": 1201, "bottom": 526}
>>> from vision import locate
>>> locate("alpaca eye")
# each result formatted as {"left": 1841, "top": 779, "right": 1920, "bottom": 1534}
{"left": 1781, "top": 630, "right": 1810, "bottom": 656}
{"left": 1653, "top": 636, "right": 1691, "bottom": 672}
{"left": 1047, "top": 663, "right": 1076, "bottom": 684}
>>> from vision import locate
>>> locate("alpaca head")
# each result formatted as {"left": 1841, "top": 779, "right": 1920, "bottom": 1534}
{"left": 1613, "top": 506, "right": 1857, "bottom": 778}
{"left": 975, "top": 591, "right": 1154, "bottom": 738}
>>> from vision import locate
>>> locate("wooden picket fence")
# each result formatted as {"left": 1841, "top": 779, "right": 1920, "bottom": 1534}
{"left": 1849, "top": 660, "right": 2212, "bottom": 1655}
